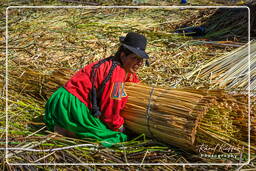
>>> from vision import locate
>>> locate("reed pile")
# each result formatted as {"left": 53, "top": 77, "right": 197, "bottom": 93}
{"left": 186, "top": 40, "right": 256, "bottom": 91}
{"left": 123, "top": 83, "right": 251, "bottom": 153}
{"left": 177, "top": 2, "right": 256, "bottom": 41}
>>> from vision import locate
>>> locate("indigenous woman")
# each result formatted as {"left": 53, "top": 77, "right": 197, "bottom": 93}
{"left": 44, "top": 32, "right": 149, "bottom": 147}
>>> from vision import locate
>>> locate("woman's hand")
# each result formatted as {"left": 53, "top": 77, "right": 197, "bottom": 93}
{"left": 118, "top": 125, "right": 125, "bottom": 132}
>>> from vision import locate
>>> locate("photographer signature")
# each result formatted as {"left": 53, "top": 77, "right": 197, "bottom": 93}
{"left": 197, "top": 143, "right": 242, "bottom": 154}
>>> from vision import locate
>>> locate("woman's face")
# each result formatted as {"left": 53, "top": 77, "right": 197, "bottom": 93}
{"left": 121, "top": 52, "right": 144, "bottom": 73}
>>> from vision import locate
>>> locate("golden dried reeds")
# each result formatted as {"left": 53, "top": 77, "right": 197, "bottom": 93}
{"left": 186, "top": 40, "right": 256, "bottom": 91}
{"left": 123, "top": 83, "right": 250, "bottom": 152}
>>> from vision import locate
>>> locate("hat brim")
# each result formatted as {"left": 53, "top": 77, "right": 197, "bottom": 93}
{"left": 122, "top": 43, "right": 149, "bottom": 59}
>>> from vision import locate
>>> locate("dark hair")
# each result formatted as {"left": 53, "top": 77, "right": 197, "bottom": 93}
{"left": 114, "top": 45, "right": 133, "bottom": 59}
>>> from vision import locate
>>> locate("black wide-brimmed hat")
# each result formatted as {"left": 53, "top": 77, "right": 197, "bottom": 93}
{"left": 119, "top": 32, "right": 149, "bottom": 59}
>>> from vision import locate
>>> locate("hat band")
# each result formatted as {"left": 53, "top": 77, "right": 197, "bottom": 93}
{"left": 136, "top": 47, "right": 145, "bottom": 51}
{"left": 122, "top": 43, "right": 145, "bottom": 51}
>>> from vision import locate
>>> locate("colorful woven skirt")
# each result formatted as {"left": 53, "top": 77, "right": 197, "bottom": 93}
{"left": 44, "top": 87, "right": 127, "bottom": 147}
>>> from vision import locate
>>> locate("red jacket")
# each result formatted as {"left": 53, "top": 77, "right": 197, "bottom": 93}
{"left": 64, "top": 57, "right": 140, "bottom": 131}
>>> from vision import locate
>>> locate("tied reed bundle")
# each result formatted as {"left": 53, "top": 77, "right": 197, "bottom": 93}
{"left": 122, "top": 83, "right": 249, "bottom": 152}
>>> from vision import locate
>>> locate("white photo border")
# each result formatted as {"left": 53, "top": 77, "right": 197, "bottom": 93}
{"left": 5, "top": 5, "right": 251, "bottom": 166}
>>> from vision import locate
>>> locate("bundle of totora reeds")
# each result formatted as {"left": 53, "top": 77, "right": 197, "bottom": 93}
{"left": 122, "top": 83, "right": 251, "bottom": 152}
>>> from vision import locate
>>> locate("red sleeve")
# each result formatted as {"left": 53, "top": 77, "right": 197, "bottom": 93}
{"left": 65, "top": 59, "right": 128, "bottom": 131}
{"left": 97, "top": 66, "right": 127, "bottom": 131}
{"left": 100, "top": 82, "right": 127, "bottom": 131}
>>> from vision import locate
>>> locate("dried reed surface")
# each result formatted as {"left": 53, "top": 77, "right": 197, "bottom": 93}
{"left": 5, "top": 8, "right": 232, "bottom": 88}
{"left": 1, "top": 3, "right": 255, "bottom": 169}
{"left": 0, "top": 0, "right": 241, "bottom": 7}
{"left": 176, "top": 2, "right": 256, "bottom": 41}
{"left": 186, "top": 41, "right": 256, "bottom": 91}
{"left": 123, "top": 83, "right": 252, "bottom": 153}
{"left": 5, "top": 129, "right": 184, "bottom": 166}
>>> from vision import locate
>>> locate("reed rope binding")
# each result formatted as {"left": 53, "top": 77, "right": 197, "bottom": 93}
{"left": 146, "top": 87, "right": 158, "bottom": 141}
